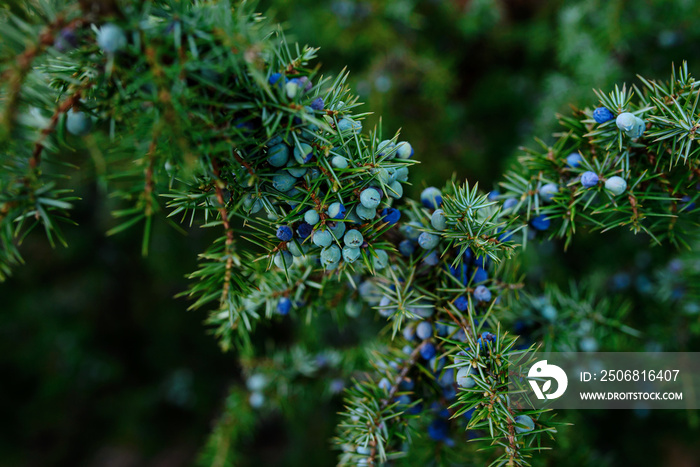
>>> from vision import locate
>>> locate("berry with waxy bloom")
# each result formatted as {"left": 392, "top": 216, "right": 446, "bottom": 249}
{"left": 66, "top": 111, "right": 93, "bottom": 136}
{"left": 605, "top": 176, "right": 627, "bottom": 196}
{"left": 473, "top": 285, "right": 492, "bottom": 302}
{"left": 456, "top": 367, "right": 476, "bottom": 388}
{"left": 97, "top": 24, "right": 127, "bottom": 53}
{"left": 581, "top": 171, "right": 599, "bottom": 188}
{"left": 304, "top": 209, "right": 320, "bottom": 225}
{"left": 418, "top": 232, "right": 440, "bottom": 250}
{"left": 342, "top": 246, "right": 361, "bottom": 263}
{"left": 313, "top": 229, "right": 333, "bottom": 247}
{"left": 616, "top": 112, "right": 636, "bottom": 132}
{"left": 344, "top": 229, "right": 363, "bottom": 247}
{"left": 268, "top": 144, "right": 289, "bottom": 167}
{"left": 274, "top": 251, "right": 294, "bottom": 269}
{"left": 539, "top": 183, "right": 558, "bottom": 203}
{"left": 514, "top": 415, "right": 535, "bottom": 434}
{"left": 416, "top": 321, "right": 433, "bottom": 340}
{"left": 395, "top": 141, "right": 414, "bottom": 159}
{"left": 566, "top": 152, "right": 583, "bottom": 168}
{"left": 431, "top": 209, "right": 446, "bottom": 230}
{"left": 360, "top": 188, "right": 382, "bottom": 209}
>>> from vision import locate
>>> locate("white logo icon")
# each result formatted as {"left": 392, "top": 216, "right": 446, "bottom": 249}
{"left": 528, "top": 360, "right": 568, "bottom": 400}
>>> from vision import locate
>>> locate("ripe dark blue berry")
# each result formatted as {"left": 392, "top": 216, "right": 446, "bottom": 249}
{"left": 54, "top": 27, "right": 77, "bottom": 52}
{"left": 276, "top": 225, "right": 293, "bottom": 241}
{"left": 581, "top": 171, "right": 599, "bottom": 188}
{"left": 277, "top": 297, "right": 292, "bottom": 315}
{"left": 269, "top": 72, "right": 282, "bottom": 85}
{"left": 420, "top": 342, "right": 436, "bottom": 360}
{"left": 531, "top": 215, "right": 550, "bottom": 231}
{"left": 473, "top": 285, "right": 492, "bottom": 302}
{"left": 381, "top": 207, "right": 401, "bottom": 224}
{"left": 310, "top": 97, "right": 324, "bottom": 110}
{"left": 477, "top": 331, "right": 496, "bottom": 349}
{"left": 454, "top": 296, "right": 468, "bottom": 311}
{"left": 297, "top": 222, "right": 313, "bottom": 238}
{"left": 471, "top": 267, "right": 488, "bottom": 284}
{"left": 427, "top": 419, "right": 450, "bottom": 441}
{"left": 399, "top": 239, "right": 415, "bottom": 257}
{"left": 593, "top": 107, "right": 614, "bottom": 123}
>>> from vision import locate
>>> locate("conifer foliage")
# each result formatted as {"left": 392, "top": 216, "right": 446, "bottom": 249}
{"left": 1, "top": 1, "right": 699, "bottom": 465}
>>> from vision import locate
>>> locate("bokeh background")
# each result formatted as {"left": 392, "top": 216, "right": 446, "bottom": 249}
{"left": 3, "top": 0, "right": 700, "bottom": 465}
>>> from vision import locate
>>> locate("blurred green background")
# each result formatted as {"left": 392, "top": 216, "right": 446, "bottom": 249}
{"left": 3, "top": 0, "right": 700, "bottom": 465}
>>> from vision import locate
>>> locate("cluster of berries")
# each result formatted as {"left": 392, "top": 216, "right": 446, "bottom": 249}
{"left": 256, "top": 83, "right": 412, "bottom": 272}
{"left": 63, "top": 24, "right": 129, "bottom": 136}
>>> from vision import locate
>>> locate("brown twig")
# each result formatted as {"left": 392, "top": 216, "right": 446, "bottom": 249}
{"left": 1, "top": 14, "right": 83, "bottom": 133}
{"left": 211, "top": 158, "right": 236, "bottom": 306}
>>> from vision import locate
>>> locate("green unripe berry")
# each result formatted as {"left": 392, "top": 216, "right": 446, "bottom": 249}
{"left": 274, "top": 251, "right": 294, "bottom": 269}
{"left": 329, "top": 220, "right": 346, "bottom": 238}
{"left": 605, "top": 176, "right": 627, "bottom": 196}
{"left": 313, "top": 229, "right": 333, "bottom": 247}
{"left": 287, "top": 241, "right": 304, "bottom": 257}
{"left": 395, "top": 167, "right": 409, "bottom": 182}
{"left": 331, "top": 156, "right": 348, "bottom": 169}
{"left": 373, "top": 250, "right": 389, "bottom": 270}
{"left": 431, "top": 209, "right": 447, "bottom": 230}
{"left": 320, "top": 244, "right": 341, "bottom": 267}
{"left": 342, "top": 246, "right": 361, "bottom": 263}
{"left": 267, "top": 144, "right": 289, "bottom": 167}
{"left": 395, "top": 141, "right": 413, "bottom": 159}
{"left": 344, "top": 229, "right": 363, "bottom": 247}
{"left": 65, "top": 111, "right": 92, "bottom": 136}
{"left": 272, "top": 173, "right": 296, "bottom": 192}
{"left": 97, "top": 23, "right": 127, "bottom": 53}
{"left": 293, "top": 143, "right": 313, "bottom": 164}
{"left": 514, "top": 415, "right": 535, "bottom": 434}
{"left": 387, "top": 181, "right": 403, "bottom": 199}
{"left": 360, "top": 188, "right": 381, "bottom": 209}
{"left": 355, "top": 204, "right": 376, "bottom": 220}
{"left": 456, "top": 367, "right": 476, "bottom": 388}
{"left": 305, "top": 209, "right": 320, "bottom": 225}
{"left": 616, "top": 112, "right": 636, "bottom": 132}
